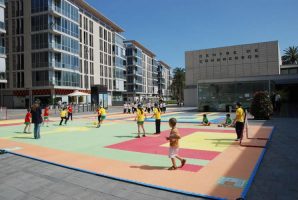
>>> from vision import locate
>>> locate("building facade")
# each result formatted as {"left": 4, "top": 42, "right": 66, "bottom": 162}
{"left": 3, "top": 0, "right": 125, "bottom": 108}
{"left": 0, "top": 0, "right": 6, "bottom": 106}
{"left": 124, "top": 40, "right": 159, "bottom": 102}
{"left": 184, "top": 41, "right": 282, "bottom": 110}
{"left": 157, "top": 61, "right": 171, "bottom": 100}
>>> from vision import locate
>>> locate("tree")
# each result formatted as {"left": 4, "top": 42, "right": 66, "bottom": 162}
{"left": 170, "top": 67, "right": 185, "bottom": 101}
{"left": 282, "top": 46, "right": 298, "bottom": 65}
{"left": 250, "top": 91, "right": 273, "bottom": 120}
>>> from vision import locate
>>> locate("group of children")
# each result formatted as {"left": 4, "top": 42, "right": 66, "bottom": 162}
{"left": 124, "top": 101, "right": 167, "bottom": 114}
{"left": 201, "top": 113, "right": 233, "bottom": 127}
{"left": 24, "top": 104, "right": 74, "bottom": 132}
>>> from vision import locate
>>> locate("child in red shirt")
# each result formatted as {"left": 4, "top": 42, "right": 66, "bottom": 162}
{"left": 43, "top": 105, "right": 50, "bottom": 127}
{"left": 24, "top": 109, "right": 31, "bottom": 133}
{"left": 67, "top": 104, "right": 73, "bottom": 121}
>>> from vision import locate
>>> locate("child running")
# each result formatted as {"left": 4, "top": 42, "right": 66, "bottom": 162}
{"left": 23, "top": 108, "right": 31, "bottom": 133}
{"left": 166, "top": 118, "right": 186, "bottom": 170}
{"left": 151, "top": 103, "right": 161, "bottom": 134}
{"left": 59, "top": 107, "right": 68, "bottom": 126}
{"left": 67, "top": 104, "right": 73, "bottom": 121}
{"left": 202, "top": 114, "right": 211, "bottom": 126}
{"left": 43, "top": 105, "right": 50, "bottom": 127}
{"left": 218, "top": 114, "right": 233, "bottom": 127}
{"left": 135, "top": 104, "right": 146, "bottom": 138}
{"left": 96, "top": 105, "right": 106, "bottom": 128}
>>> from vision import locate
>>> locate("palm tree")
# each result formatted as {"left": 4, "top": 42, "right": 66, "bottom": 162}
{"left": 282, "top": 46, "right": 298, "bottom": 64}
{"left": 170, "top": 67, "right": 185, "bottom": 101}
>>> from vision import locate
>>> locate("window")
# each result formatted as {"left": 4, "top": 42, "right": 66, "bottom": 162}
{"left": 220, "top": 52, "right": 222, "bottom": 56}
{"left": 241, "top": 56, "right": 245, "bottom": 59}
{"left": 248, "top": 55, "right": 252, "bottom": 59}
{"left": 255, "top": 49, "right": 258, "bottom": 52}
{"left": 206, "top": 54, "right": 209, "bottom": 58}
{"left": 205, "top": 59, "right": 208, "bottom": 62}
{"left": 233, "top": 51, "right": 237, "bottom": 54}
{"left": 223, "top": 58, "right": 227, "bottom": 61}
{"left": 199, "top": 60, "right": 202, "bottom": 63}
{"left": 226, "top": 52, "right": 229, "bottom": 55}
{"left": 246, "top": 50, "right": 251, "bottom": 53}
{"left": 212, "top": 53, "right": 216, "bottom": 57}
{"left": 229, "top": 57, "right": 232, "bottom": 60}
{"left": 199, "top": 55, "right": 202, "bottom": 58}
{"left": 217, "top": 58, "right": 220, "bottom": 62}
{"left": 211, "top": 59, "right": 214, "bottom": 62}
{"left": 255, "top": 55, "right": 259, "bottom": 58}
{"left": 235, "top": 56, "right": 238, "bottom": 60}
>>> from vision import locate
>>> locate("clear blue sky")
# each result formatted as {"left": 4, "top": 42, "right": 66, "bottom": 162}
{"left": 87, "top": 0, "right": 298, "bottom": 68}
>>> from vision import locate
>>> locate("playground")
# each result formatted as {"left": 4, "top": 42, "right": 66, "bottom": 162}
{"left": 0, "top": 111, "right": 274, "bottom": 200}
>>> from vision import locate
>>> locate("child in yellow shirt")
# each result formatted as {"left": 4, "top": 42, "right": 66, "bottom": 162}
{"left": 135, "top": 104, "right": 146, "bottom": 138}
{"left": 96, "top": 106, "right": 106, "bottom": 128}
{"left": 151, "top": 103, "right": 161, "bottom": 134}
{"left": 59, "top": 107, "right": 68, "bottom": 126}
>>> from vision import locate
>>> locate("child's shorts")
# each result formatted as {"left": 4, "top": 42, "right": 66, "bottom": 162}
{"left": 168, "top": 147, "right": 179, "bottom": 158}
{"left": 24, "top": 122, "right": 30, "bottom": 125}
{"left": 137, "top": 121, "right": 144, "bottom": 125}
{"left": 101, "top": 115, "right": 106, "bottom": 120}
{"left": 44, "top": 116, "right": 48, "bottom": 120}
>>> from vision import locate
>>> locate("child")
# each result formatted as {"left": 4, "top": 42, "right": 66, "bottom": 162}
{"left": 97, "top": 106, "right": 106, "bottom": 128}
{"left": 59, "top": 107, "right": 68, "bottom": 125}
{"left": 24, "top": 108, "right": 31, "bottom": 133}
{"left": 151, "top": 103, "right": 161, "bottom": 134}
{"left": 218, "top": 114, "right": 233, "bottom": 127}
{"left": 128, "top": 103, "right": 131, "bottom": 114}
{"left": 135, "top": 104, "right": 146, "bottom": 138}
{"left": 43, "top": 105, "right": 50, "bottom": 127}
{"left": 166, "top": 118, "right": 186, "bottom": 170}
{"left": 67, "top": 104, "right": 73, "bottom": 121}
{"left": 123, "top": 102, "right": 127, "bottom": 114}
{"left": 163, "top": 102, "right": 167, "bottom": 113}
{"left": 146, "top": 102, "right": 151, "bottom": 113}
{"left": 202, "top": 114, "right": 211, "bottom": 126}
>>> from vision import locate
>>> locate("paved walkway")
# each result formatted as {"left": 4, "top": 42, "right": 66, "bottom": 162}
{"left": 0, "top": 116, "right": 297, "bottom": 200}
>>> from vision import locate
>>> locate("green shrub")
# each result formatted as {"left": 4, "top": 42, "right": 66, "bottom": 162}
{"left": 250, "top": 91, "right": 273, "bottom": 120}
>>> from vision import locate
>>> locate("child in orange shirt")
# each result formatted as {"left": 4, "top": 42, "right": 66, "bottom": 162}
{"left": 24, "top": 109, "right": 31, "bottom": 133}
{"left": 43, "top": 105, "right": 50, "bottom": 127}
{"left": 166, "top": 118, "right": 186, "bottom": 170}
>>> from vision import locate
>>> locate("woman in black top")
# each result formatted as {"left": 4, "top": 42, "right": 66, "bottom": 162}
{"left": 31, "top": 102, "right": 43, "bottom": 139}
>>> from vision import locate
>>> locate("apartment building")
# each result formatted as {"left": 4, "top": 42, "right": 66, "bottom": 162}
{"left": 124, "top": 40, "right": 158, "bottom": 102}
{"left": 184, "top": 41, "right": 282, "bottom": 110}
{"left": 157, "top": 61, "right": 171, "bottom": 100}
{"left": 0, "top": 0, "right": 6, "bottom": 106}
{"left": 3, "top": 0, "right": 125, "bottom": 108}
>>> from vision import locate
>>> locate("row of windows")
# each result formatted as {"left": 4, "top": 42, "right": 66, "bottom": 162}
{"left": 199, "top": 55, "right": 259, "bottom": 63}
{"left": 10, "top": 0, "right": 24, "bottom": 17}
{"left": 80, "top": 15, "right": 93, "bottom": 33}
{"left": 99, "top": 26, "right": 112, "bottom": 42}
{"left": 11, "top": 18, "right": 24, "bottom": 35}
{"left": 198, "top": 49, "right": 259, "bottom": 58}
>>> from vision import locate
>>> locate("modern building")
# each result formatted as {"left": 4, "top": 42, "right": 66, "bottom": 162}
{"left": 184, "top": 41, "right": 298, "bottom": 111}
{"left": 124, "top": 40, "right": 159, "bottom": 102}
{"left": 0, "top": 0, "right": 6, "bottom": 106}
{"left": 157, "top": 60, "right": 171, "bottom": 100}
{"left": 3, "top": 0, "right": 125, "bottom": 108}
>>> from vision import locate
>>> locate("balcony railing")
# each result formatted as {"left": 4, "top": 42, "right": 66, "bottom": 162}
{"left": 0, "top": 0, "right": 4, "bottom": 7}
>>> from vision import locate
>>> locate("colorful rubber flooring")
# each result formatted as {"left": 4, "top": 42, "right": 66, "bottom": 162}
{"left": 0, "top": 112, "right": 273, "bottom": 200}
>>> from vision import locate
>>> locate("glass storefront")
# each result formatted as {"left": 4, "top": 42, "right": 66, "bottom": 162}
{"left": 198, "top": 80, "right": 272, "bottom": 111}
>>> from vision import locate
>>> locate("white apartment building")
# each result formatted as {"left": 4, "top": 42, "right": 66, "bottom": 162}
{"left": 157, "top": 61, "right": 171, "bottom": 100}
{"left": 3, "top": 0, "right": 125, "bottom": 108}
{"left": 0, "top": 0, "right": 6, "bottom": 102}
{"left": 124, "top": 40, "right": 159, "bottom": 102}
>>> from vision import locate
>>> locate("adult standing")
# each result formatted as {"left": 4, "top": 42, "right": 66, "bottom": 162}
{"left": 233, "top": 102, "right": 245, "bottom": 141}
{"left": 275, "top": 93, "right": 281, "bottom": 113}
{"left": 31, "top": 102, "right": 43, "bottom": 139}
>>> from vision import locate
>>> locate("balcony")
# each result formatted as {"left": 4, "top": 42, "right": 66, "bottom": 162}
{"left": 0, "top": 21, "right": 5, "bottom": 32}
{"left": 0, "top": 0, "right": 5, "bottom": 7}
{"left": 0, "top": 46, "right": 5, "bottom": 55}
